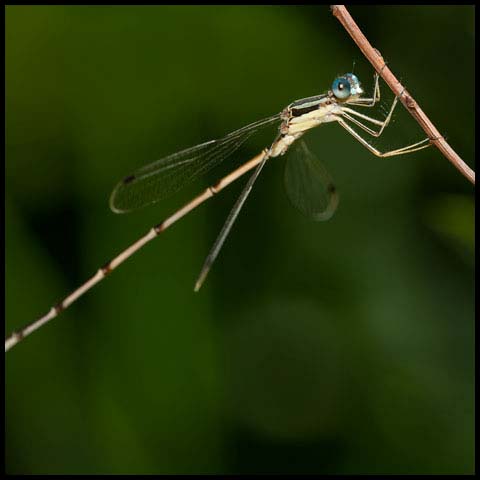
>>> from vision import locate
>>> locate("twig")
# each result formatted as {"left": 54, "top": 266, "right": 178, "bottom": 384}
{"left": 330, "top": 5, "right": 475, "bottom": 185}
{"left": 5, "top": 150, "right": 267, "bottom": 352}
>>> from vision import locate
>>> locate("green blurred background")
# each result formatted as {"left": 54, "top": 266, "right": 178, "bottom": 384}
{"left": 5, "top": 5, "right": 474, "bottom": 474}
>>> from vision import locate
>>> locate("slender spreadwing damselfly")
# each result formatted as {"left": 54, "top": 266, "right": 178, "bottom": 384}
{"left": 5, "top": 72, "right": 431, "bottom": 352}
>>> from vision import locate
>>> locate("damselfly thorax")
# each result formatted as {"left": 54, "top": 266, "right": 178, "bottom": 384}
{"left": 273, "top": 75, "right": 365, "bottom": 158}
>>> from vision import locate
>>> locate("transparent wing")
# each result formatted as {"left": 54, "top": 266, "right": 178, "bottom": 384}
{"left": 194, "top": 151, "right": 269, "bottom": 292}
{"left": 284, "top": 140, "right": 339, "bottom": 221}
{"left": 110, "top": 114, "right": 281, "bottom": 213}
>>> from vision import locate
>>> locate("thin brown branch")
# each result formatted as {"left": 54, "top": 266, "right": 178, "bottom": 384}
{"left": 330, "top": 5, "right": 475, "bottom": 185}
{"left": 4, "top": 150, "right": 267, "bottom": 352}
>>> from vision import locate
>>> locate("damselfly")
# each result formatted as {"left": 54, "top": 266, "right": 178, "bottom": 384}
{"left": 5, "top": 72, "right": 430, "bottom": 352}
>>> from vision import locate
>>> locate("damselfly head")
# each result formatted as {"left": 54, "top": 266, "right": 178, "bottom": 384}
{"left": 332, "top": 73, "right": 363, "bottom": 101}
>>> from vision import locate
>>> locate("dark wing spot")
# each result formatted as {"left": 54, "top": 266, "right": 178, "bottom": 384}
{"left": 328, "top": 183, "right": 336, "bottom": 194}
{"left": 123, "top": 174, "right": 136, "bottom": 184}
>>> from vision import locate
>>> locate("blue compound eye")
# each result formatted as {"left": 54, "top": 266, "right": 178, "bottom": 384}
{"left": 332, "top": 77, "right": 351, "bottom": 99}
{"left": 348, "top": 73, "right": 359, "bottom": 85}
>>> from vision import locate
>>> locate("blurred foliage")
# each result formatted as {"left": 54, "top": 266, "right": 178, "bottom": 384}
{"left": 5, "top": 5, "right": 474, "bottom": 474}
{"left": 424, "top": 194, "right": 474, "bottom": 264}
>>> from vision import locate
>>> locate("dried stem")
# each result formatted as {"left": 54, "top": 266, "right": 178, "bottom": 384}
{"left": 5, "top": 151, "right": 267, "bottom": 352}
{"left": 330, "top": 5, "right": 475, "bottom": 185}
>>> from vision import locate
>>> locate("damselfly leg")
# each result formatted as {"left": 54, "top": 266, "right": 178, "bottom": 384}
{"left": 332, "top": 72, "right": 431, "bottom": 156}
{"left": 337, "top": 119, "right": 431, "bottom": 157}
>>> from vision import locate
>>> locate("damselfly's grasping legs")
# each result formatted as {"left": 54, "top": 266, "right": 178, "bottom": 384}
{"left": 4, "top": 150, "right": 268, "bottom": 352}
{"left": 340, "top": 98, "right": 398, "bottom": 137}
{"left": 337, "top": 118, "right": 431, "bottom": 157}
{"left": 336, "top": 73, "right": 431, "bottom": 156}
